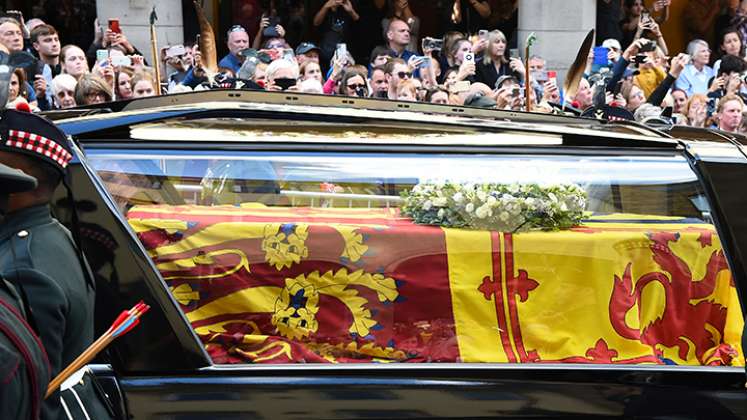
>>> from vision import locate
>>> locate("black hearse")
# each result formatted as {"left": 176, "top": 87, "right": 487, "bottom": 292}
{"left": 46, "top": 91, "right": 747, "bottom": 419}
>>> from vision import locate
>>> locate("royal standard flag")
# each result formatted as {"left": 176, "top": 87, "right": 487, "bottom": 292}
{"left": 127, "top": 206, "right": 744, "bottom": 366}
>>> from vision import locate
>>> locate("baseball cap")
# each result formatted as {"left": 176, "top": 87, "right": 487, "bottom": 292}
{"left": 602, "top": 39, "right": 622, "bottom": 51}
{"left": 295, "top": 42, "right": 320, "bottom": 56}
{"left": 464, "top": 92, "right": 497, "bottom": 108}
{"left": 495, "top": 75, "right": 519, "bottom": 90}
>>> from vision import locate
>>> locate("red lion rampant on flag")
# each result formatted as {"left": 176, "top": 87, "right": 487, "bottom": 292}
{"left": 609, "top": 231, "right": 737, "bottom": 365}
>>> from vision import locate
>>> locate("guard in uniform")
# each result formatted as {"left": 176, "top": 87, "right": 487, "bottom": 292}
{"left": 0, "top": 108, "right": 95, "bottom": 419}
{"left": 0, "top": 162, "right": 51, "bottom": 420}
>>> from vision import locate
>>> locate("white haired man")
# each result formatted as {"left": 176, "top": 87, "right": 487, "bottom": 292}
{"left": 265, "top": 59, "right": 300, "bottom": 91}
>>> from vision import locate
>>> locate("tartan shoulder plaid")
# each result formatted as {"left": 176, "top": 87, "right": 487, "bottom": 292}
{"left": 6, "top": 129, "right": 73, "bottom": 169}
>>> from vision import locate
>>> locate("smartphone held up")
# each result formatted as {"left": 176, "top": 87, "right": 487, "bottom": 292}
{"left": 108, "top": 18, "right": 121, "bottom": 34}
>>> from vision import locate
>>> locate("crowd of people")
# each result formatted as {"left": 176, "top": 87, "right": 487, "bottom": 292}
{"left": 3, "top": 0, "right": 747, "bottom": 134}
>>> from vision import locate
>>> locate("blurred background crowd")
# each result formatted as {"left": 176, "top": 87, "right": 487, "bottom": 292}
{"left": 3, "top": 0, "right": 747, "bottom": 134}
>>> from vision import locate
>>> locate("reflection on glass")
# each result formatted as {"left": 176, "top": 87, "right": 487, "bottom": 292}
{"left": 87, "top": 150, "right": 745, "bottom": 366}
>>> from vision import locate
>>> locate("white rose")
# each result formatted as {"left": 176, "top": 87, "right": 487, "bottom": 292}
{"left": 423, "top": 200, "right": 433, "bottom": 211}
{"left": 499, "top": 211, "right": 510, "bottom": 222}
{"left": 560, "top": 202, "right": 568, "bottom": 212}
{"left": 452, "top": 192, "right": 464, "bottom": 203}
{"left": 437, "top": 208, "right": 445, "bottom": 218}
{"left": 475, "top": 204, "right": 491, "bottom": 219}
{"left": 487, "top": 195, "right": 497, "bottom": 205}
{"left": 548, "top": 192, "right": 558, "bottom": 203}
{"left": 476, "top": 190, "right": 487, "bottom": 201}
{"left": 465, "top": 203, "right": 475, "bottom": 213}
{"left": 432, "top": 197, "right": 448, "bottom": 207}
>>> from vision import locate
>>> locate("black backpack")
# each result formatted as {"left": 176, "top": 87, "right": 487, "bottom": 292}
{"left": 0, "top": 277, "right": 50, "bottom": 420}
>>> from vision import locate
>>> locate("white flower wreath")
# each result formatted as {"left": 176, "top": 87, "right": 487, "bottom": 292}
{"left": 401, "top": 182, "right": 588, "bottom": 232}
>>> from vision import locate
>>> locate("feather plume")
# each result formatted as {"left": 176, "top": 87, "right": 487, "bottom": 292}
{"left": 563, "top": 29, "right": 595, "bottom": 103}
{"left": 193, "top": 0, "right": 218, "bottom": 73}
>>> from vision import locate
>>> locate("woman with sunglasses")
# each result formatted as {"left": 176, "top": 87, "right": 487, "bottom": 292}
{"left": 337, "top": 68, "right": 369, "bottom": 97}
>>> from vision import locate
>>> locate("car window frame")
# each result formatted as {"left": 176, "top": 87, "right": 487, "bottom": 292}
{"left": 71, "top": 138, "right": 746, "bottom": 374}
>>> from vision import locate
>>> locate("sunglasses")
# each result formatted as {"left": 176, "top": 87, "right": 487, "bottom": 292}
{"left": 347, "top": 83, "right": 366, "bottom": 90}
{"left": 227, "top": 25, "right": 247, "bottom": 35}
{"left": 397, "top": 71, "right": 412, "bottom": 79}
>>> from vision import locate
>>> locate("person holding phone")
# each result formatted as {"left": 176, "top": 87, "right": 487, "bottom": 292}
{"left": 221, "top": 25, "right": 250, "bottom": 73}
{"left": 163, "top": 44, "right": 194, "bottom": 90}
{"left": 251, "top": 15, "right": 287, "bottom": 51}
{"left": 442, "top": 0, "right": 491, "bottom": 35}
{"left": 314, "top": 0, "right": 360, "bottom": 66}
{"left": 475, "top": 29, "right": 523, "bottom": 91}
{"left": 86, "top": 17, "right": 143, "bottom": 67}
{"left": 443, "top": 38, "right": 478, "bottom": 85}
{"left": 265, "top": 58, "right": 300, "bottom": 91}
{"left": 632, "top": 42, "right": 666, "bottom": 98}
{"left": 336, "top": 68, "right": 368, "bottom": 97}
{"left": 620, "top": 0, "right": 645, "bottom": 49}
{"left": 102, "top": 22, "right": 135, "bottom": 55}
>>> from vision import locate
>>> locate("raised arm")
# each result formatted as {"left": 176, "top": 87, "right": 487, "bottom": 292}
{"left": 314, "top": 0, "right": 336, "bottom": 27}
{"left": 647, "top": 53, "right": 688, "bottom": 105}
{"left": 469, "top": 0, "right": 492, "bottom": 19}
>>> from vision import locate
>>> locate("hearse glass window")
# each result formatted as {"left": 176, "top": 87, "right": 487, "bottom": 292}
{"left": 87, "top": 150, "right": 744, "bottom": 366}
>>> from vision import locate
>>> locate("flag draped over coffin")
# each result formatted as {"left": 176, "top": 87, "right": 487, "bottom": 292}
{"left": 127, "top": 205, "right": 745, "bottom": 366}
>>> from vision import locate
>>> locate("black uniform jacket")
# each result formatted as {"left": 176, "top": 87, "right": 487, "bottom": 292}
{"left": 0, "top": 204, "right": 95, "bottom": 419}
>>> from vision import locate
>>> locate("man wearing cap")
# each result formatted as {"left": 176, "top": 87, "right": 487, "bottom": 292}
{"left": 295, "top": 42, "right": 321, "bottom": 66}
{"left": 0, "top": 108, "right": 95, "bottom": 419}
{"left": 219, "top": 25, "right": 250, "bottom": 74}
{"left": 602, "top": 39, "right": 623, "bottom": 64}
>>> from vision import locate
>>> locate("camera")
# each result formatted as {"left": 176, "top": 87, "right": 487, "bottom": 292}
{"left": 421, "top": 37, "right": 443, "bottom": 52}
{"left": 639, "top": 39, "right": 656, "bottom": 53}
{"left": 274, "top": 77, "right": 296, "bottom": 91}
